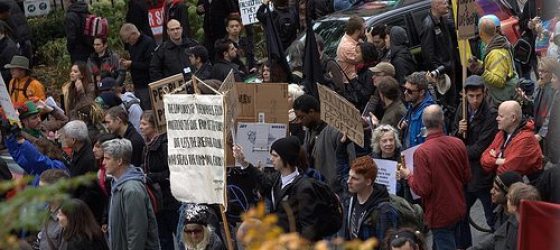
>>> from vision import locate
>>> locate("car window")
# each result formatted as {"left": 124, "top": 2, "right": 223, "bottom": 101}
{"left": 410, "top": 7, "right": 431, "bottom": 44}
{"left": 313, "top": 20, "right": 348, "bottom": 58}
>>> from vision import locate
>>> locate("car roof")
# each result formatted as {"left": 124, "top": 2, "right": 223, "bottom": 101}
{"left": 318, "top": 0, "right": 429, "bottom": 21}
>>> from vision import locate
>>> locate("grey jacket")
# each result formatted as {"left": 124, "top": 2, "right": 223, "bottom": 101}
{"left": 543, "top": 91, "right": 560, "bottom": 165}
{"left": 109, "top": 167, "right": 160, "bottom": 250}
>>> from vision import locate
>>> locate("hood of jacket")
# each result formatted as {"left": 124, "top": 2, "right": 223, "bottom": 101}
{"left": 352, "top": 183, "right": 390, "bottom": 211}
{"left": 67, "top": 1, "right": 88, "bottom": 14}
{"left": 486, "top": 34, "right": 511, "bottom": 52}
{"left": 121, "top": 92, "right": 140, "bottom": 103}
{"left": 390, "top": 26, "right": 409, "bottom": 48}
{"left": 111, "top": 166, "right": 145, "bottom": 191}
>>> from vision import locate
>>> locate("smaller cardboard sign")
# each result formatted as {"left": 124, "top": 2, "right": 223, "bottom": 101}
{"left": 234, "top": 83, "right": 289, "bottom": 124}
{"left": 238, "top": 0, "right": 260, "bottom": 25}
{"left": 316, "top": 83, "right": 364, "bottom": 147}
{"left": 373, "top": 159, "right": 397, "bottom": 195}
{"left": 0, "top": 75, "right": 19, "bottom": 124}
{"left": 236, "top": 122, "right": 287, "bottom": 167}
{"left": 457, "top": 0, "right": 477, "bottom": 39}
{"left": 24, "top": 0, "right": 50, "bottom": 17}
{"left": 149, "top": 74, "right": 186, "bottom": 132}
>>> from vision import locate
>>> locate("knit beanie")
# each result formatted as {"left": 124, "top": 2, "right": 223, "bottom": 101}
{"left": 270, "top": 136, "right": 301, "bottom": 167}
{"left": 495, "top": 171, "right": 523, "bottom": 193}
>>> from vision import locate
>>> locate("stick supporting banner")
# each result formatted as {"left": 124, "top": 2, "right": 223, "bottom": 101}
{"left": 220, "top": 205, "right": 234, "bottom": 250}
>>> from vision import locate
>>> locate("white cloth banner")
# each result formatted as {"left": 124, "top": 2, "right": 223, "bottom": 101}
{"left": 165, "top": 94, "right": 226, "bottom": 205}
{"left": 0, "top": 75, "right": 19, "bottom": 123}
{"left": 373, "top": 159, "right": 397, "bottom": 195}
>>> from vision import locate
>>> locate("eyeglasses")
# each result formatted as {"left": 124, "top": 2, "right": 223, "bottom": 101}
{"left": 184, "top": 228, "right": 203, "bottom": 235}
{"left": 402, "top": 87, "right": 420, "bottom": 94}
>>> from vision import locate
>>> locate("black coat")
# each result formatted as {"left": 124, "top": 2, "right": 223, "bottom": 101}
{"left": 0, "top": 36, "right": 16, "bottom": 84}
{"left": 198, "top": 0, "right": 238, "bottom": 53}
{"left": 537, "top": 164, "right": 560, "bottom": 204}
{"left": 451, "top": 99, "right": 498, "bottom": 192}
{"left": 128, "top": 34, "right": 157, "bottom": 87}
{"left": 123, "top": 122, "right": 146, "bottom": 167}
{"left": 210, "top": 59, "right": 243, "bottom": 82}
{"left": 387, "top": 26, "right": 416, "bottom": 84}
{"left": 66, "top": 235, "right": 109, "bottom": 250}
{"left": 143, "top": 133, "right": 179, "bottom": 211}
{"left": 0, "top": 0, "right": 31, "bottom": 43}
{"left": 125, "top": 0, "right": 153, "bottom": 38}
{"left": 149, "top": 36, "right": 198, "bottom": 81}
{"left": 65, "top": 2, "right": 93, "bottom": 63}
{"left": 420, "top": 13, "right": 455, "bottom": 72}
{"left": 243, "top": 165, "right": 323, "bottom": 241}
{"left": 70, "top": 142, "right": 97, "bottom": 177}
{"left": 194, "top": 61, "right": 213, "bottom": 80}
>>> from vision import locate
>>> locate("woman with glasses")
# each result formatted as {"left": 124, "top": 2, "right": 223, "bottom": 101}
{"left": 383, "top": 228, "right": 427, "bottom": 250}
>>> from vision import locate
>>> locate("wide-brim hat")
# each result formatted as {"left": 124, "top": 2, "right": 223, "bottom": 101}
{"left": 18, "top": 101, "right": 41, "bottom": 119}
{"left": 436, "top": 74, "right": 451, "bottom": 95}
{"left": 5, "top": 56, "right": 30, "bottom": 71}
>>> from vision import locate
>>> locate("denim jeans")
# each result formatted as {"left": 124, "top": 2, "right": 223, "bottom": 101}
{"left": 432, "top": 223, "right": 458, "bottom": 250}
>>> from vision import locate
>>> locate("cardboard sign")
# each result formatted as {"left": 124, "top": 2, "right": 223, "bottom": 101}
{"left": 0, "top": 75, "right": 19, "bottom": 124}
{"left": 457, "top": 0, "right": 477, "bottom": 39}
{"left": 149, "top": 74, "right": 186, "bottom": 132}
{"left": 165, "top": 94, "right": 226, "bottom": 205}
{"left": 238, "top": 0, "right": 260, "bottom": 25}
{"left": 316, "top": 83, "right": 364, "bottom": 147}
{"left": 23, "top": 0, "right": 50, "bottom": 17}
{"left": 218, "top": 70, "right": 236, "bottom": 94}
{"left": 234, "top": 83, "right": 289, "bottom": 124}
{"left": 236, "top": 123, "right": 288, "bottom": 167}
{"left": 373, "top": 159, "right": 397, "bottom": 195}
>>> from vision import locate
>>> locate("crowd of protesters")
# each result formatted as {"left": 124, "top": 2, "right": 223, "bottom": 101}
{"left": 0, "top": 0, "right": 559, "bottom": 249}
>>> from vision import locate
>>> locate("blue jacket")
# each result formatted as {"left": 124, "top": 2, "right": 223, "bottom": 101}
{"left": 402, "top": 94, "right": 435, "bottom": 149}
{"left": 5, "top": 136, "right": 67, "bottom": 185}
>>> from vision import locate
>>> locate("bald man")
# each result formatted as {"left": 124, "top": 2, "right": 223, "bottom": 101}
{"left": 468, "top": 15, "right": 516, "bottom": 106}
{"left": 149, "top": 19, "right": 198, "bottom": 81}
{"left": 399, "top": 104, "right": 470, "bottom": 250}
{"left": 481, "top": 101, "right": 542, "bottom": 181}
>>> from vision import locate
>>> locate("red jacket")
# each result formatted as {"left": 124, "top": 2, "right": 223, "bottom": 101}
{"left": 407, "top": 132, "right": 471, "bottom": 229}
{"left": 480, "top": 120, "right": 543, "bottom": 176}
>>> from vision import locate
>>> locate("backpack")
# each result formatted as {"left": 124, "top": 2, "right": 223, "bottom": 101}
{"left": 9, "top": 78, "right": 33, "bottom": 100}
{"left": 388, "top": 194, "right": 424, "bottom": 231}
{"left": 308, "top": 178, "right": 344, "bottom": 237}
{"left": 83, "top": 14, "right": 109, "bottom": 39}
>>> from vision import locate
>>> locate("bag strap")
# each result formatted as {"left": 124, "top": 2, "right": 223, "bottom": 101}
{"left": 9, "top": 77, "right": 33, "bottom": 99}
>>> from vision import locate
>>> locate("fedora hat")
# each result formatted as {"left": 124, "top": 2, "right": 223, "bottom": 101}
{"left": 5, "top": 56, "right": 30, "bottom": 70}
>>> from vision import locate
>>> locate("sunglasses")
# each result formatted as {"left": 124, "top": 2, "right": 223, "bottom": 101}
{"left": 402, "top": 87, "right": 420, "bottom": 94}
{"left": 183, "top": 228, "right": 203, "bottom": 235}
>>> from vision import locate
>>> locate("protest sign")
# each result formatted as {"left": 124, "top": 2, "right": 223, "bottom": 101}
{"left": 236, "top": 123, "right": 288, "bottom": 167}
{"left": 316, "top": 83, "right": 364, "bottom": 147}
{"left": 234, "top": 83, "right": 289, "bottom": 124}
{"left": 0, "top": 75, "right": 19, "bottom": 124}
{"left": 219, "top": 70, "right": 235, "bottom": 94}
{"left": 373, "top": 159, "right": 397, "bottom": 195}
{"left": 148, "top": 3, "right": 164, "bottom": 37}
{"left": 457, "top": 0, "right": 477, "bottom": 39}
{"left": 165, "top": 94, "right": 226, "bottom": 205}
{"left": 149, "top": 74, "right": 186, "bottom": 132}
{"left": 238, "top": 0, "right": 260, "bottom": 25}
{"left": 402, "top": 145, "right": 421, "bottom": 199}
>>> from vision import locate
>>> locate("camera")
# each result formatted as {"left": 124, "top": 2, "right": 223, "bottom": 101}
{"left": 429, "top": 65, "right": 445, "bottom": 78}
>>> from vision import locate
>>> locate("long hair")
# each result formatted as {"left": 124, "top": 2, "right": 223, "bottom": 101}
{"left": 68, "top": 61, "right": 95, "bottom": 107}
{"left": 59, "top": 199, "right": 104, "bottom": 241}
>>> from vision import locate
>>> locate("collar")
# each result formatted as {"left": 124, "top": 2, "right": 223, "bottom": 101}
{"left": 425, "top": 131, "right": 445, "bottom": 140}
{"left": 281, "top": 170, "right": 299, "bottom": 189}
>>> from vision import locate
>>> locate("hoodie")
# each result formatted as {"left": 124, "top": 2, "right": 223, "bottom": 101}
{"left": 344, "top": 184, "right": 397, "bottom": 241}
{"left": 120, "top": 92, "right": 143, "bottom": 134}
{"left": 386, "top": 26, "right": 416, "bottom": 84}
{"left": 64, "top": 1, "right": 93, "bottom": 62}
{"left": 109, "top": 166, "right": 160, "bottom": 250}
{"left": 482, "top": 34, "right": 516, "bottom": 105}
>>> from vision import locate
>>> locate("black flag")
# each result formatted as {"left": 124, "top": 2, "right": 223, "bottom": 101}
{"left": 258, "top": 4, "right": 292, "bottom": 82}
{"left": 302, "top": 3, "right": 321, "bottom": 98}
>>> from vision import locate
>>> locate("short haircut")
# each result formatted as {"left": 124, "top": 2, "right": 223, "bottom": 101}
{"left": 105, "top": 106, "right": 129, "bottom": 124}
{"left": 371, "top": 124, "right": 401, "bottom": 155}
{"left": 370, "top": 25, "right": 387, "bottom": 39}
{"left": 422, "top": 104, "right": 444, "bottom": 129}
{"left": 63, "top": 120, "right": 89, "bottom": 142}
{"left": 540, "top": 56, "right": 560, "bottom": 77}
{"left": 377, "top": 76, "right": 401, "bottom": 101}
{"left": 189, "top": 45, "right": 209, "bottom": 63}
{"left": 345, "top": 16, "right": 364, "bottom": 35}
{"left": 292, "top": 94, "right": 320, "bottom": 113}
{"left": 351, "top": 156, "right": 378, "bottom": 182}
{"left": 508, "top": 182, "right": 541, "bottom": 208}
{"left": 479, "top": 17, "right": 498, "bottom": 37}
{"left": 40, "top": 169, "right": 70, "bottom": 185}
{"left": 464, "top": 83, "right": 485, "bottom": 93}
{"left": 405, "top": 71, "right": 429, "bottom": 90}
{"left": 120, "top": 23, "right": 140, "bottom": 37}
{"left": 214, "top": 38, "right": 234, "bottom": 60}
{"left": 226, "top": 13, "right": 242, "bottom": 26}
{"left": 102, "top": 138, "right": 133, "bottom": 164}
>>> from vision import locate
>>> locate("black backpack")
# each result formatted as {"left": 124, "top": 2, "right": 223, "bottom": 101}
{"left": 308, "top": 178, "right": 343, "bottom": 237}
